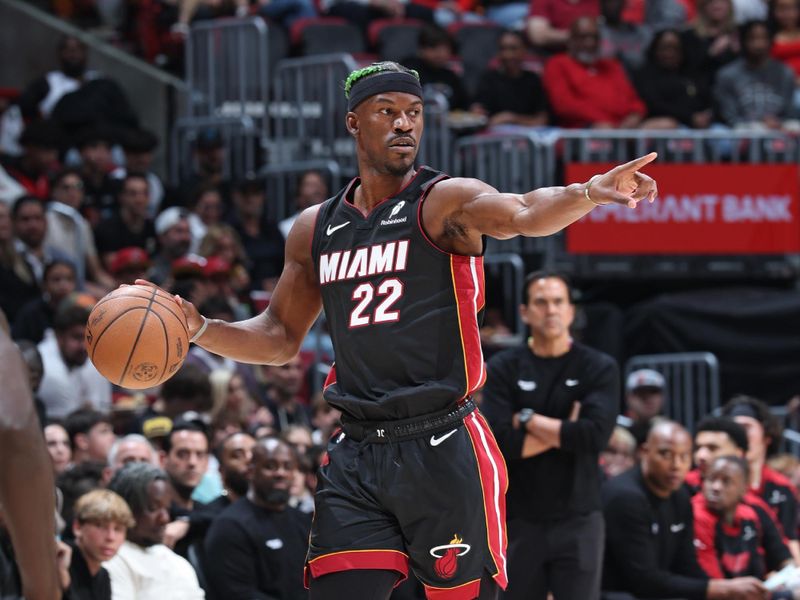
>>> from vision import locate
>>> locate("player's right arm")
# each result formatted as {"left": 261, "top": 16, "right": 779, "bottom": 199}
{"left": 139, "top": 205, "right": 323, "bottom": 366}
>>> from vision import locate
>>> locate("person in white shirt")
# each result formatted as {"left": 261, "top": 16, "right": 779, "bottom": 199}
{"left": 37, "top": 303, "right": 111, "bottom": 419}
{"left": 105, "top": 463, "right": 205, "bottom": 600}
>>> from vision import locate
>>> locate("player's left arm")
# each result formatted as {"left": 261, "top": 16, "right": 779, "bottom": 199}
{"left": 424, "top": 153, "right": 658, "bottom": 254}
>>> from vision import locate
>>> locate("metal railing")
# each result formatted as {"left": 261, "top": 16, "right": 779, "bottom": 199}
{"left": 417, "top": 89, "right": 452, "bottom": 174}
{"left": 258, "top": 159, "right": 343, "bottom": 224}
{"left": 272, "top": 53, "right": 359, "bottom": 174}
{"left": 484, "top": 253, "right": 525, "bottom": 337}
{"left": 170, "top": 115, "right": 260, "bottom": 186}
{"left": 453, "top": 131, "right": 558, "bottom": 263}
{"left": 186, "top": 17, "right": 271, "bottom": 136}
{"left": 624, "top": 351, "right": 721, "bottom": 433}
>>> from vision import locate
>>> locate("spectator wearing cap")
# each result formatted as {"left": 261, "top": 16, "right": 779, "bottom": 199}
{"left": 104, "top": 463, "right": 205, "bottom": 600}
{"left": 46, "top": 168, "right": 115, "bottom": 293}
{"left": 12, "top": 195, "right": 74, "bottom": 286}
{"left": 204, "top": 258, "right": 249, "bottom": 321}
{"left": 278, "top": 171, "right": 328, "bottom": 240}
{"left": 0, "top": 120, "right": 61, "bottom": 201}
{"left": 174, "top": 128, "right": 231, "bottom": 209}
{"left": 76, "top": 129, "right": 118, "bottom": 221}
{"left": 93, "top": 173, "right": 157, "bottom": 266}
{"left": 12, "top": 258, "right": 76, "bottom": 344}
{"left": 722, "top": 395, "right": 800, "bottom": 562}
{"left": 111, "top": 129, "right": 164, "bottom": 219}
{"left": 109, "top": 246, "right": 151, "bottom": 286}
{"left": 37, "top": 304, "right": 111, "bottom": 419}
{"left": 148, "top": 207, "right": 193, "bottom": 286}
{"left": 622, "top": 367, "right": 666, "bottom": 445}
{"left": 227, "top": 177, "right": 285, "bottom": 292}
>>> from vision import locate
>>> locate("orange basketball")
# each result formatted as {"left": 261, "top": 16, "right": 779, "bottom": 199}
{"left": 85, "top": 285, "right": 190, "bottom": 389}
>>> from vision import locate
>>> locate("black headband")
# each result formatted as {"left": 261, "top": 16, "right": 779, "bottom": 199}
{"left": 347, "top": 71, "right": 423, "bottom": 112}
{"left": 728, "top": 403, "right": 760, "bottom": 421}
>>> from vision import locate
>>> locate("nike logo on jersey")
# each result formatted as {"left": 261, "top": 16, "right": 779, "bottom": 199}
{"left": 430, "top": 429, "right": 458, "bottom": 447}
{"left": 517, "top": 380, "right": 537, "bottom": 391}
{"left": 265, "top": 538, "right": 284, "bottom": 550}
{"left": 565, "top": 379, "right": 579, "bottom": 387}
{"left": 670, "top": 523, "right": 685, "bottom": 533}
{"left": 326, "top": 221, "right": 350, "bottom": 236}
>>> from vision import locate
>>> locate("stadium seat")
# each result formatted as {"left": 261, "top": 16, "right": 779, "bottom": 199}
{"left": 368, "top": 18, "right": 425, "bottom": 62}
{"left": 447, "top": 22, "right": 503, "bottom": 97}
{"left": 290, "top": 17, "right": 366, "bottom": 56}
{"left": 266, "top": 22, "right": 290, "bottom": 75}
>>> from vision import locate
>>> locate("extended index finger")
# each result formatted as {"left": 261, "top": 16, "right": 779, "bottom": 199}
{"left": 615, "top": 151, "right": 658, "bottom": 174}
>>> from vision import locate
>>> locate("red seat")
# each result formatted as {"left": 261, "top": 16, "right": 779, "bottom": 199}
{"left": 290, "top": 17, "right": 366, "bottom": 55}
{"left": 367, "top": 18, "right": 425, "bottom": 62}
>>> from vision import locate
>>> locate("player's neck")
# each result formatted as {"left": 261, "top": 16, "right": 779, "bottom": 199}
{"left": 528, "top": 335, "right": 571, "bottom": 358}
{"left": 353, "top": 168, "right": 416, "bottom": 213}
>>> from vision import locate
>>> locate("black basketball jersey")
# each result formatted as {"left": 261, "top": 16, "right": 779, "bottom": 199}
{"left": 311, "top": 167, "right": 486, "bottom": 421}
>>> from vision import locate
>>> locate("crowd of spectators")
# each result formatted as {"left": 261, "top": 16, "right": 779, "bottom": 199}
{"left": 3, "top": 1, "right": 800, "bottom": 599}
{"left": 3, "top": 268, "right": 800, "bottom": 599}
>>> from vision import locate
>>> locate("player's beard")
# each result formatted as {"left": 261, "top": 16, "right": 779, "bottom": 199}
{"left": 384, "top": 160, "right": 414, "bottom": 177}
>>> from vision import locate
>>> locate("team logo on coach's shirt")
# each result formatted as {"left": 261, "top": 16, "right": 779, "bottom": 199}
{"left": 431, "top": 534, "right": 471, "bottom": 580}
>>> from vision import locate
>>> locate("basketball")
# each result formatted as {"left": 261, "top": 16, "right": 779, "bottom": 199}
{"left": 85, "top": 285, "right": 190, "bottom": 389}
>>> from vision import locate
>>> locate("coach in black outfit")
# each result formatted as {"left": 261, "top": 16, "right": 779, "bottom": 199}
{"left": 204, "top": 437, "right": 310, "bottom": 600}
{"left": 482, "top": 271, "right": 618, "bottom": 600}
{"left": 601, "top": 420, "right": 766, "bottom": 600}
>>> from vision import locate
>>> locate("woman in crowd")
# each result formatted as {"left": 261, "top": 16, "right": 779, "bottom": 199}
{"left": 770, "top": 0, "right": 800, "bottom": 81}
{"left": 681, "top": 0, "right": 741, "bottom": 85}
{"left": 634, "top": 29, "right": 714, "bottom": 128}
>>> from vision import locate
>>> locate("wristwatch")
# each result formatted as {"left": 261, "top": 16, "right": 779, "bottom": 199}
{"left": 518, "top": 408, "right": 535, "bottom": 429}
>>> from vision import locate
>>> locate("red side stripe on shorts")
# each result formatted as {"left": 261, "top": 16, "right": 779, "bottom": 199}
{"left": 323, "top": 363, "right": 337, "bottom": 390}
{"left": 423, "top": 578, "right": 481, "bottom": 599}
{"left": 464, "top": 411, "right": 509, "bottom": 590}
{"left": 305, "top": 549, "right": 410, "bottom": 588}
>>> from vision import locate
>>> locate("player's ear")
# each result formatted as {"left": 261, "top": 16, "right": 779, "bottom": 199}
{"left": 346, "top": 112, "right": 359, "bottom": 137}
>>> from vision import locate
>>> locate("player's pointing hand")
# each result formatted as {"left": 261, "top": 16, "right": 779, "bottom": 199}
{"left": 587, "top": 152, "right": 659, "bottom": 209}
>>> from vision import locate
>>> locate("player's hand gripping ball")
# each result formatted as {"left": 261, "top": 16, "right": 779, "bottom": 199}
{"left": 85, "top": 285, "right": 189, "bottom": 389}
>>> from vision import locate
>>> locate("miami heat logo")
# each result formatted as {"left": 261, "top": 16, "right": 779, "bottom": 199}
{"left": 430, "top": 534, "right": 471, "bottom": 580}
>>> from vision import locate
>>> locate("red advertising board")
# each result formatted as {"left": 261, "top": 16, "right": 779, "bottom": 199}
{"left": 565, "top": 163, "right": 800, "bottom": 254}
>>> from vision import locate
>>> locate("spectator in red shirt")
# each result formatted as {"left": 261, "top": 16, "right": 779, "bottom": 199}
{"left": 543, "top": 16, "right": 650, "bottom": 128}
{"left": 770, "top": 0, "right": 800, "bottom": 82}
{"left": 693, "top": 456, "right": 795, "bottom": 599}
{"left": 527, "top": 0, "right": 599, "bottom": 50}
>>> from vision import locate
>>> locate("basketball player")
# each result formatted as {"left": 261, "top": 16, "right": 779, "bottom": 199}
{"left": 0, "top": 326, "right": 61, "bottom": 599}
{"left": 139, "top": 62, "right": 658, "bottom": 600}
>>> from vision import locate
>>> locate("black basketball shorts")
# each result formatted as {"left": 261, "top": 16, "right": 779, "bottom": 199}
{"left": 305, "top": 408, "right": 508, "bottom": 599}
